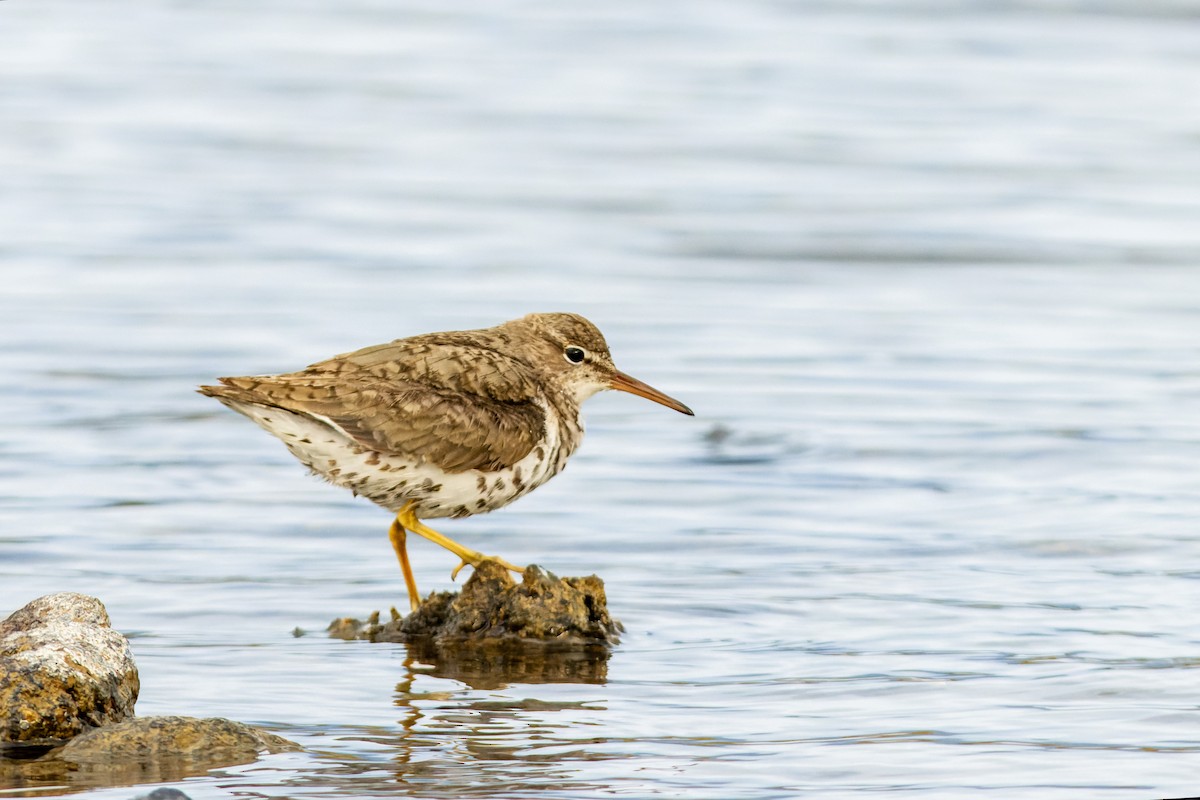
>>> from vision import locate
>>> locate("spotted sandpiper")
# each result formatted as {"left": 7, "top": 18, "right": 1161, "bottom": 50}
{"left": 199, "top": 312, "right": 694, "bottom": 610}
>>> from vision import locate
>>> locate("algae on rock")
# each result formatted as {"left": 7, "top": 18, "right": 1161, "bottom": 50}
{"left": 330, "top": 561, "right": 622, "bottom": 645}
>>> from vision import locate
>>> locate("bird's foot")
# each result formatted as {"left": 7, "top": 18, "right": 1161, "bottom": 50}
{"left": 450, "top": 556, "right": 527, "bottom": 581}
{"left": 395, "top": 503, "right": 527, "bottom": 583}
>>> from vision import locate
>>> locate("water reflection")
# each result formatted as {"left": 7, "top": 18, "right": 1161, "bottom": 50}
{"left": 400, "top": 639, "right": 609, "bottom": 690}
{"left": 277, "top": 657, "right": 616, "bottom": 798}
{"left": 0, "top": 743, "right": 278, "bottom": 797}
{"left": 389, "top": 648, "right": 611, "bottom": 792}
{"left": 2, "top": 646, "right": 613, "bottom": 799}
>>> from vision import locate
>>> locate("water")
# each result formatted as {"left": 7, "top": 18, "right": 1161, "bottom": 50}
{"left": 3, "top": 1, "right": 1200, "bottom": 797}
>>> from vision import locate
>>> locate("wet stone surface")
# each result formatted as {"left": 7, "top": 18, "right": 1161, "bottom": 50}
{"left": 328, "top": 563, "right": 619, "bottom": 688}
{"left": 0, "top": 716, "right": 298, "bottom": 790}
{"left": 329, "top": 561, "right": 622, "bottom": 646}
{"left": 0, "top": 593, "right": 139, "bottom": 748}
{"left": 56, "top": 715, "right": 298, "bottom": 763}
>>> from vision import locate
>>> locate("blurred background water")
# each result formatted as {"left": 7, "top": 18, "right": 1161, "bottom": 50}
{"left": 3, "top": 1, "right": 1200, "bottom": 797}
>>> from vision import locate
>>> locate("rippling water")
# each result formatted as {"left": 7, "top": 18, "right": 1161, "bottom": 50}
{"left": 3, "top": 1, "right": 1200, "bottom": 798}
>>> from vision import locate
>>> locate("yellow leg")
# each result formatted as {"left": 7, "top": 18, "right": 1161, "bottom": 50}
{"left": 395, "top": 500, "right": 526, "bottom": 580}
{"left": 387, "top": 517, "right": 422, "bottom": 612}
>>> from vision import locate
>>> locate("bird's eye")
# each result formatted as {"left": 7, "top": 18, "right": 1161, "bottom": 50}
{"left": 564, "top": 346, "right": 587, "bottom": 364}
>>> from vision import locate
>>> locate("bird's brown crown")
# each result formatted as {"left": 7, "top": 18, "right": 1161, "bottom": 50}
{"left": 508, "top": 313, "right": 611, "bottom": 358}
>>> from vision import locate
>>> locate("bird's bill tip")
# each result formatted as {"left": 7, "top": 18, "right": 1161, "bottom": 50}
{"left": 610, "top": 370, "right": 694, "bottom": 416}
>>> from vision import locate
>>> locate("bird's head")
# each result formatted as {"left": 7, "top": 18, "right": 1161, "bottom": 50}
{"left": 513, "top": 312, "right": 694, "bottom": 416}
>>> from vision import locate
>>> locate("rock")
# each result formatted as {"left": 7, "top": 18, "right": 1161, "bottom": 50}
{"left": 57, "top": 716, "right": 298, "bottom": 763}
{"left": 0, "top": 593, "right": 139, "bottom": 747}
{"left": 328, "top": 562, "right": 619, "bottom": 687}
{"left": 331, "top": 561, "right": 622, "bottom": 645}
{"left": 134, "top": 790, "right": 195, "bottom": 800}
{"left": 0, "top": 717, "right": 299, "bottom": 789}
{"left": 0, "top": 595, "right": 300, "bottom": 793}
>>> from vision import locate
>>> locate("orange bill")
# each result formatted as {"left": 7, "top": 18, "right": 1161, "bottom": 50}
{"left": 610, "top": 370, "right": 694, "bottom": 415}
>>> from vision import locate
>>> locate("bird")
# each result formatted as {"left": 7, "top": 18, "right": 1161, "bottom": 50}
{"left": 198, "top": 312, "right": 694, "bottom": 611}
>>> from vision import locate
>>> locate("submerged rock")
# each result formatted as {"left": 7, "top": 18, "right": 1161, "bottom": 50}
{"left": 55, "top": 715, "right": 298, "bottom": 784}
{"left": 330, "top": 561, "right": 622, "bottom": 646}
{"left": 57, "top": 716, "right": 298, "bottom": 763}
{"left": 0, "top": 716, "right": 297, "bottom": 789}
{"left": 0, "top": 593, "right": 139, "bottom": 747}
{"left": 134, "top": 790, "right": 195, "bottom": 800}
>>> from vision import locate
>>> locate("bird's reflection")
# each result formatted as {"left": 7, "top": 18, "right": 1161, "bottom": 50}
{"left": 363, "top": 639, "right": 615, "bottom": 795}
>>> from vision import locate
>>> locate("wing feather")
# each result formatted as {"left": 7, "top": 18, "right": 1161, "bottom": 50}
{"left": 206, "top": 338, "right": 547, "bottom": 473}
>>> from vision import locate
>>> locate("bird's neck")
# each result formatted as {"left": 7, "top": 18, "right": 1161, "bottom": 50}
{"left": 542, "top": 390, "right": 585, "bottom": 469}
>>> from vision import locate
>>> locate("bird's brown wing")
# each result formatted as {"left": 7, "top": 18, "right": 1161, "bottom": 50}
{"left": 206, "top": 338, "right": 547, "bottom": 473}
